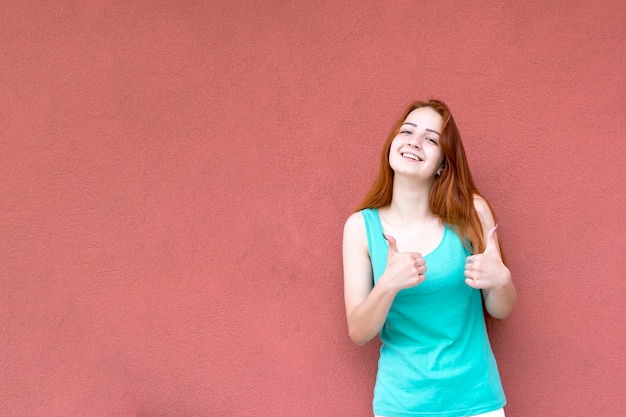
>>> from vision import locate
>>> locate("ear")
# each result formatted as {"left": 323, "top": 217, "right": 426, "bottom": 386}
{"left": 436, "top": 164, "right": 444, "bottom": 177}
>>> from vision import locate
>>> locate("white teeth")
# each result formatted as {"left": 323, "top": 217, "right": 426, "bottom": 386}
{"left": 402, "top": 153, "right": 420, "bottom": 161}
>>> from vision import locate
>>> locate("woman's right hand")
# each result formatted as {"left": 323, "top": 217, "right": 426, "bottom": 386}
{"left": 343, "top": 214, "right": 427, "bottom": 346}
{"left": 380, "top": 234, "right": 427, "bottom": 292}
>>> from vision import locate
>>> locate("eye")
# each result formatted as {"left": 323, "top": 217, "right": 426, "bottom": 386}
{"left": 426, "top": 137, "right": 438, "bottom": 144}
{"left": 400, "top": 130, "right": 412, "bottom": 135}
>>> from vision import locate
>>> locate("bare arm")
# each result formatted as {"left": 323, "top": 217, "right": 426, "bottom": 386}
{"left": 343, "top": 212, "right": 395, "bottom": 345}
{"left": 464, "top": 197, "right": 517, "bottom": 319}
{"left": 343, "top": 212, "right": 426, "bottom": 345}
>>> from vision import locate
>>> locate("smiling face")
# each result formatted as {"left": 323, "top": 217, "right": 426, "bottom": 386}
{"left": 388, "top": 106, "right": 445, "bottom": 180}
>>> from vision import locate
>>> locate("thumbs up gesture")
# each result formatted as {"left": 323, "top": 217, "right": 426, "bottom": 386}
{"left": 464, "top": 225, "right": 510, "bottom": 289}
{"left": 380, "top": 234, "right": 427, "bottom": 293}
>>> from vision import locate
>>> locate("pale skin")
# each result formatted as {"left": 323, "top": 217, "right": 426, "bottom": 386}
{"left": 343, "top": 107, "right": 517, "bottom": 346}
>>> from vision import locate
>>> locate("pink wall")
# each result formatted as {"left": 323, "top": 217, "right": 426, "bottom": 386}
{"left": 1, "top": 1, "right": 625, "bottom": 416}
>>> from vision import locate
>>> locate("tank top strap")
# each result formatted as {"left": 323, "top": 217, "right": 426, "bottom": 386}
{"left": 360, "top": 208, "right": 388, "bottom": 282}
{"left": 361, "top": 208, "right": 383, "bottom": 250}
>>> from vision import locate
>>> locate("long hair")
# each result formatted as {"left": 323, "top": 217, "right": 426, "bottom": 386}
{"left": 355, "top": 99, "right": 500, "bottom": 256}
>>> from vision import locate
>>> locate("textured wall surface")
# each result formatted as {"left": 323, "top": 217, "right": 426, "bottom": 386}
{"left": 1, "top": 1, "right": 625, "bottom": 416}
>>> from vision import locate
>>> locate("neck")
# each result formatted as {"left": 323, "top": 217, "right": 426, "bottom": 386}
{"left": 388, "top": 175, "right": 436, "bottom": 224}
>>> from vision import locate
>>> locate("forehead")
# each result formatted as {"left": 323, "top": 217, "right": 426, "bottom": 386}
{"left": 403, "top": 107, "right": 443, "bottom": 132}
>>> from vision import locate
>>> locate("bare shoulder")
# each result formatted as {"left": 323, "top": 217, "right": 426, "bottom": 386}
{"left": 344, "top": 211, "right": 366, "bottom": 235}
{"left": 473, "top": 194, "right": 496, "bottom": 226}
{"left": 343, "top": 210, "right": 374, "bottom": 314}
{"left": 472, "top": 194, "right": 489, "bottom": 214}
{"left": 343, "top": 211, "right": 369, "bottom": 250}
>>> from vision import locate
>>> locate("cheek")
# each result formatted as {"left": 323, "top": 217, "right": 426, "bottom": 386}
{"left": 388, "top": 139, "right": 401, "bottom": 158}
{"left": 389, "top": 137, "right": 402, "bottom": 150}
{"left": 388, "top": 144, "right": 404, "bottom": 169}
{"left": 429, "top": 147, "right": 444, "bottom": 164}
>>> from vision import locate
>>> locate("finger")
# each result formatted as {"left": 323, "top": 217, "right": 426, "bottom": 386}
{"left": 465, "top": 277, "right": 480, "bottom": 288}
{"left": 464, "top": 257, "right": 476, "bottom": 270}
{"left": 412, "top": 254, "right": 425, "bottom": 266}
{"left": 465, "top": 255, "right": 481, "bottom": 270}
{"left": 409, "top": 259, "right": 425, "bottom": 274}
{"left": 383, "top": 234, "right": 399, "bottom": 254}
{"left": 464, "top": 268, "right": 477, "bottom": 279}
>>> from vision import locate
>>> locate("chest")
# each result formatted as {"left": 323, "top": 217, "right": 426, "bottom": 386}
{"left": 380, "top": 220, "right": 445, "bottom": 257}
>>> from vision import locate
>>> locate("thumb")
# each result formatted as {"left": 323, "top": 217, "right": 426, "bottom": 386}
{"left": 383, "top": 234, "right": 399, "bottom": 255}
{"left": 484, "top": 224, "right": 499, "bottom": 252}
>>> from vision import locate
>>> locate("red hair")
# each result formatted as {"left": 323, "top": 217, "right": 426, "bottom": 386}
{"left": 356, "top": 99, "right": 499, "bottom": 255}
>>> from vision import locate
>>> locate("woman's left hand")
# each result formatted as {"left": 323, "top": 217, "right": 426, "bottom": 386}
{"left": 464, "top": 225, "right": 511, "bottom": 290}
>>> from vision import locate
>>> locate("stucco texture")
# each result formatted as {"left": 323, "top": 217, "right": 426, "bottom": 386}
{"left": 1, "top": 1, "right": 625, "bottom": 416}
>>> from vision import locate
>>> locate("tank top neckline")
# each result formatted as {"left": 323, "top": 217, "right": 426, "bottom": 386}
{"left": 370, "top": 208, "right": 448, "bottom": 259}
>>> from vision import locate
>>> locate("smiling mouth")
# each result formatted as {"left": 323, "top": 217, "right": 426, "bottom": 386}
{"left": 401, "top": 152, "right": 423, "bottom": 162}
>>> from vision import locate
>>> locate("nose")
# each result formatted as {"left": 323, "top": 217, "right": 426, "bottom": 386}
{"left": 407, "top": 136, "right": 422, "bottom": 149}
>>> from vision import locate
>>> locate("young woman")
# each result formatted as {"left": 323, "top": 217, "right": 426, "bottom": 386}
{"left": 342, "top": 99, "right": 516, "bottom": 417}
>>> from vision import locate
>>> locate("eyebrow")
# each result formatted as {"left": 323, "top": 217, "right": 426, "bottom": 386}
{"left": 401, "top": 122, "right": 440, "bottom": 135}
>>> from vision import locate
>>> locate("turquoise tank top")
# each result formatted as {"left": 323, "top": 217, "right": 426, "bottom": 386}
{"left": 361, "top": 208, "right": 506, "bottom": 417}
